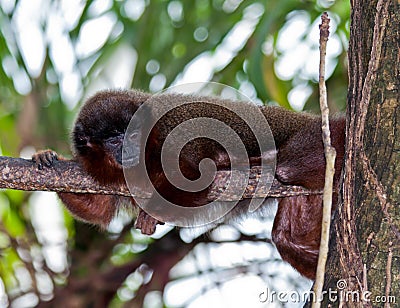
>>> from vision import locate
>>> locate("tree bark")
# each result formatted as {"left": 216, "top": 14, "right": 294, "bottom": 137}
{"left": 321, "top": 0, "right": 399, "bottom": 307}
{"left": 0, "top": 156, "right": 321, "bottom": 201}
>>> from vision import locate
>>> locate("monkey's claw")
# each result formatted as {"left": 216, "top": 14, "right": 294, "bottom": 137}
{"left": 135, "top": 210, "right": 163, "bottom": 235}
{"left": 32, "top": 150, "right": 58, "bottom": 170}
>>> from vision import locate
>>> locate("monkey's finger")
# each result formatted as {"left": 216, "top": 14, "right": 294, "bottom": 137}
{"left": 32, "top": 150, "right": 58, "bottom": 169}
{"left": 44, "top": 151, "right": 58, "bottom": 166}
{"left": 135, "top": 210, "right": 160, "bottom": 235}
{"left": 32, "top": 153, "right": 44, "bottom": 170}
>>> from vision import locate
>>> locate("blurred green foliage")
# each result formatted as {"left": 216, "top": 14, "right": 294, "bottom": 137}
{"left": 0, "top": 0, "right": 349, "bottom": 306}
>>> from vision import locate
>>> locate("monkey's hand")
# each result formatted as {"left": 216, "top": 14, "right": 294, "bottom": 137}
{"left": 32, "top": 150, "right": 61, "bottom": 169}
{"left": 33, "top": 150, "right": 164, "bottom": 235}
{"left": 135, "top": 209, "right": 164, "bottom": 235}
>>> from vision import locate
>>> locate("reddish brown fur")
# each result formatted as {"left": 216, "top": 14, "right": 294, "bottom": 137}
{"left": 34, "top": 90, "right": 346, "bottom": 280}
{"left": 58, "top": 193, "right": 121, "bottom": 227}
{"left": 273, "top": 117, "right": 345, "bottom": 279}
{"left": 272, "top": 195, "right": 322, "bottom": 279}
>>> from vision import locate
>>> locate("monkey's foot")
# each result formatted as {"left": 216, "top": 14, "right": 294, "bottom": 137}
{"left": 135, "top": 210, "right": 164, "bottom": 235}
{"left": 32, "top": 150, "right": 59, "bottom": 170}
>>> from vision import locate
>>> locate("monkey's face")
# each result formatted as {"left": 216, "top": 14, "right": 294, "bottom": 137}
{"left": 72, "top": 112, "right": 133, "bottom": 167}
{"left": 73, "top": 120, "right": 125, "bottom": 166}
{"left": 71, "top": 124, "right": 125, "bottom": 185}
{"left": 121, "top": 119, "right": 144, "bottom": 168}
{"left": 71, "top": 90, "right": 151, "bottom": 183}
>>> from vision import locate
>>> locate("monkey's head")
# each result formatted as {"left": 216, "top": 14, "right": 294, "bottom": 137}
{"left": 72, "top": 90, "right": 151, "bottom": 184}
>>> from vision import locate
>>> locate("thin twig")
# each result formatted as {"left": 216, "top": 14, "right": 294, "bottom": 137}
{"left": 384, "top": 243, "right": 393, "bottom": 308}
{"left": 313, "top": 12, "right": 336, "bottom": 307}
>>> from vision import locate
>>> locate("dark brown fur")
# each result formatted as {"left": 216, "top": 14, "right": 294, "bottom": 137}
{"left": 33, "top": 90, "right": 345, "bottom": 280}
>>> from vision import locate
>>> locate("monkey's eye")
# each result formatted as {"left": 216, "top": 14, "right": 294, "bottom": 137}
{"left": 128, "top": 132, "right": 139, "bottom": 140}
{"left": 76, "top": 135, "right": 89, "bottom": 146}
{"left": 106, "top": 136, "right": 122, "bottom": 147}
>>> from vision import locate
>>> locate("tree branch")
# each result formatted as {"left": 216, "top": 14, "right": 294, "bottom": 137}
{"left": 0, "top": 156, "right": 322, "bottom": 201}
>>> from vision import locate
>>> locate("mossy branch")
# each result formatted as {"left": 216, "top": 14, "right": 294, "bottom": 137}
{"left": 0, "top": 156, "right": 322, "bottom": 201}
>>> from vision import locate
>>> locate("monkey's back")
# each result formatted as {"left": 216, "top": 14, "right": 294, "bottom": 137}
{"left": 149, "top": 93, "right": 276, "bottom": 161}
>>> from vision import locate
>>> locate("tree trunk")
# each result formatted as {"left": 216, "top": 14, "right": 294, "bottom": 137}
{"left": 321, "top": 0, "right": 399, "bottom": 307}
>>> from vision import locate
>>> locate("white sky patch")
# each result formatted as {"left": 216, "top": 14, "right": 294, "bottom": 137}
{"left": 276, "top": 11, "right": 310, "bottom": 51}
{"left": 288, "top": 84, "right": 313, "bottom": 111}
{"left": 12, "top": 69, "right": 31, "bottom": 94}
{"left": 166, "top": 241, "right": 310, "bottom": 308}
{"left": 174, "top": 53, "right": 214, "bottom": 85}
{"left": 2, "top": 55, "right": 31, "bottom": 94}
{"left": 88, "top": 0, "right": 112, "bottom": 16}
{"left": 0, "top": 279, "right": 8, "bottom": 307}
{"left": 218, "top": 276, "right": 273, "bottom": 308}
{"left": 240, "top": 82, "right": 263, "bottom": 105}
{"left": 29, "top": 192, "right": 68, "bottom": 273}
{"left": 16, "top": 27, "right": 45, "bottom": 77}
{"left": 49, "top": 34, "right": 75, "bottom": 74}
{"left": 84, "top": 44, "right": 138, "bottom": 98}
{"left": 60, "top": 0, "right": 85, "bottom": 30}
{"left": 12, "top": 0, "right": 48, "bottom": 78}
{"left": 0, "top": 0, "right": 15, "bottom": 14}
{"left": 123, "top": 0, "right": 147, "bottom": 21}
{"left": 149, "top": 73, "right": 167, "bottom": 93}
{"left": 223, "top": 0, "right": 244, "bottom": 13}
{"left": 104, "top": 44, "right": 137, "bottom": 88}
{"left": 75, "top": 13, "right": 117, "bottom": 58}
{"left": 60, "top": 72, "right": 82, "bottom": 108}
{"left": 276, "top": 11, "right": 343, "bottom": 85}
{"left": 167, "top": 1, "right": 183, "bottom": 22}
{"left": 175, "top": 3, "right": 264, "bottom": 87}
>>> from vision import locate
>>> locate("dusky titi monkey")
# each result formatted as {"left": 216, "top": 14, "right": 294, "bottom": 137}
{"left": 33, "top": 89, "right": 345, "bottom": 280}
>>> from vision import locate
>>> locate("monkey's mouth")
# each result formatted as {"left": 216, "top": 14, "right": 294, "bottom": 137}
{"left": 122, "top": 157, "right": 137, "bottom": 167}
{"left": 122, "top": 150, "right": 140, "bottom": 168}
